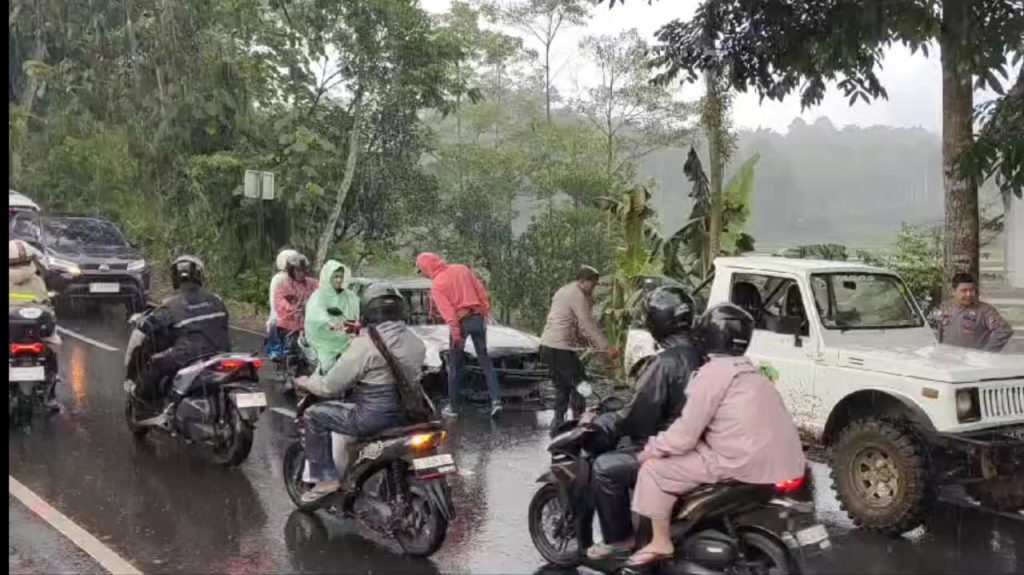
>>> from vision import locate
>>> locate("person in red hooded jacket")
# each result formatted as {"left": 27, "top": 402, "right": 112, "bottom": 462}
{"left": 415, "top": 252, "right": 503, "bottom": 418}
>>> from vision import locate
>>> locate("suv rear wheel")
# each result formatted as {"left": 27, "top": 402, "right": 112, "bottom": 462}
{"left": 831, "top": 418, "right": 931, "bottom": 535}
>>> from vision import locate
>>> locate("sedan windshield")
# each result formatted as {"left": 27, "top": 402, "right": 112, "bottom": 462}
{"left": 44, "top": 218, "right": 128, "bottom": 248}
{"left": 810, "top": 273, "right": 924, "bottom": 330}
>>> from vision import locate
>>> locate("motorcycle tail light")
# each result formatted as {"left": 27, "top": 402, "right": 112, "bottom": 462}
{"left": 10, "top": 342, "right": 45, "bottom": 356}
{"left": 217, "top": 358, "right": 261, "bottom": 371}
{"left": 775, "top": 477, "right": 805, "bottom": 493}
{"left": 409, "top": 430, "right": 446, "bottom": 451}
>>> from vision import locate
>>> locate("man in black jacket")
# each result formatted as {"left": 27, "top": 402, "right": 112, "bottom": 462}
{"left": 129, "top": 255, "right": 231, "bottom": 409}
{"left": 583, "top": 286, "right": 703, "bottom": 560}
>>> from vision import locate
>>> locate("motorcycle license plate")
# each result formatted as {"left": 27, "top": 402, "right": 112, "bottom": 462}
{"left": 795, "top": 524, "right": 830, "bottom": 549}
{"left": 9, "top": 366, "right": 45, "bottom": 382}
{"left": 233, "top": 392, "right": 267, "bottom": 409}
{"left": 412, "top": 453, "right": 457, "bottom": 478}
{"left": 89, "top": 282, "right": 120, "bottom": 293}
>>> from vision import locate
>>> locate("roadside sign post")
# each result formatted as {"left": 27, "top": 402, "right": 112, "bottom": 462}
{"left": 244, "top": 170, "right": 276, "bottom": 200}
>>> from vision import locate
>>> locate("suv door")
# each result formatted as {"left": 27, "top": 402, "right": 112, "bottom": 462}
{"left": 729, "top": 272, "right": 823, "bottom": 430}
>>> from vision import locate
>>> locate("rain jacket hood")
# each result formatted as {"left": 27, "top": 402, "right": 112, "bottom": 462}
{"left": 304, "top": 260, "right": 360, "bottom": 372}
{"left": 415, "top": 253, "right": 447, "bottom": 278}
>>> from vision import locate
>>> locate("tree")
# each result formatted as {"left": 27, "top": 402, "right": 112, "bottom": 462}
{"left": 484, "top": 0, "right": 589, "bottom": 122}
{"left": 573, "top": 29, "right": 693, "bottom": 181}
{"left": 608, "top": 0, "right": 1024, "bottom": 283}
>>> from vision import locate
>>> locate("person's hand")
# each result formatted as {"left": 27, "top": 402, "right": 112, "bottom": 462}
{"left": 605, "top": 346, "right": 621, "bottom": 361}
{"left": 451, "top": 333, "right": 464, "bottom": 348}
{"left": 343, "top": 321, "right": 361, "bottom": 334}
{"left": 293, "top": 375, "right": 311, "bottom": 392}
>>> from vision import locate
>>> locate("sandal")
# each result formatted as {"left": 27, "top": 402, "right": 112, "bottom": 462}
{"left": 622, "top": 548, "right": 673, "bottom": 569}
{"left": 300, "top": 482, "right": 340, "bottom": 505}
{"left": 587, "top": 541, "right": 633, "bottom": 560}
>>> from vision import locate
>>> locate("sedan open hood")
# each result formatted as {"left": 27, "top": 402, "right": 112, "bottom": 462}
{"left": 834, "top": 344, "right": 1024, "bottom": 383}
{"left": 410, "top": 324, "right": 541, "bottom": 360}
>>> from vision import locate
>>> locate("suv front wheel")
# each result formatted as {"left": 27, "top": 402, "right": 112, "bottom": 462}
{"left": 831, "top": 418, "right": 931, "bottom": 535}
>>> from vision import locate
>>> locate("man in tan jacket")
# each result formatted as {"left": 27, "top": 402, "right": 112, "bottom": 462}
{"left": 539, "top": 265, "right": 618, "bottom": 431}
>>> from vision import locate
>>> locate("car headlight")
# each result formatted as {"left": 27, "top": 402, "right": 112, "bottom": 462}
{"left": 956, "top": 388, "right": 981, "bottom": 423}
{"left": 44, "top": 255, "right": 81, "bottom": 276}
{"left": 127, "top": 259, "right": 147, "bottom": 273}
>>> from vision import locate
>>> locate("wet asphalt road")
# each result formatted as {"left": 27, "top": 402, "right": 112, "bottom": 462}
{"left": 8, "top": 307, "right": 1024, "bottom": 574}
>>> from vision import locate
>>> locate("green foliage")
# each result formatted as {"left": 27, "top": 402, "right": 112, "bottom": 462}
{"left": 720, "top": 153, "right": 761, "bottom": 255}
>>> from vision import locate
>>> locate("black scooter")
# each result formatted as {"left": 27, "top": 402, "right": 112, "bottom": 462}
{"left": 8, "top": 304, "right": 59, "bottom": 426}
{"left": 282, "top": 393, "right": 457, "bottom": 558}
{"left": 528, "top": 383, "right": 831, "bottom": 574}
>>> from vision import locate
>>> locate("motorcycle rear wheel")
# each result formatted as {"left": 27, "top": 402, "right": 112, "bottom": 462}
{"left": 385, "top": 481, "right": 448, "bottom": 558}
{"left": 528, "top": 483, "right": 581, "bottom": 567}
{"left": 736, "top": 530, "right": 797, "bottom": 575}
{"left": 209, "top": 404, "right": 254, "bottom": 466}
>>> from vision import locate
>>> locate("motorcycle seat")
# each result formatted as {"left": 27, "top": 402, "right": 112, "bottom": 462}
{"left": 674, "top": 481, "right": 775, "bottom": 520}
{"left": 371, "top": 420, "right": 444, "bottom": 440}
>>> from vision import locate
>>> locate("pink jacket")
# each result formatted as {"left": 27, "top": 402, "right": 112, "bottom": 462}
{"left": 273, "top": 277, "right": 319, "bottom": 333}
{"left": 415, "top": 253, "right": 490, "bottom": 342}
{"left": 642, "top": 356, "right": 806, "bottom": 485}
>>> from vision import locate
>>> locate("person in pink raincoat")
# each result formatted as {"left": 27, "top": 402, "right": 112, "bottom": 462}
{"left": 624, "top": 303, "right": 806, "bottom": 570}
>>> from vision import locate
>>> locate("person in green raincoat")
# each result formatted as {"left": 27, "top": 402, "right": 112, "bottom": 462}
{"left": 303, "top": 260, "right": 360, "bottom": 374}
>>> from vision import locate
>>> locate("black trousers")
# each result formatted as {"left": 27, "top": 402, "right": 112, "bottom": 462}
{"left": 539, "top": 345, "right": 586, "bottom": 426}
{"left": 140, "top": 348, "right": 190, "bottom": 402}
{"left": 592, "top": 447, "right": 642, "bottom": 544}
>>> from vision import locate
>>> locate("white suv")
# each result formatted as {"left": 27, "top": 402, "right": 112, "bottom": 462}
{"left": 625, "top": 256, "right": 1024, "bottom": 532}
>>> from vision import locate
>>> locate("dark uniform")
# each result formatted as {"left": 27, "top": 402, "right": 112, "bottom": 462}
{"left": 933, "top": 302, "right": 1014, "bottom": 353}
{"left": 587, "top": 333, "right": 703, "bottom": 545}
{"left": 138, "top": 284, "right": 232, "bottom": 400}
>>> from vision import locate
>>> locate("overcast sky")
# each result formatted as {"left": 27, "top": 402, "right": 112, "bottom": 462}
{"left": 423, "top": 0, "right": 1017, "bottom": 135}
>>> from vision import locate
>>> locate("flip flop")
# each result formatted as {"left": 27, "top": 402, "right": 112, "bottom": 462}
{"left": 300, "top": 483, "right": 340, "bottom": 505}
{"left": 586, "top": 542, "right": 633, "bottom": 560}
{"left": 621, "top": 548, "right": 673, "bottom": 569}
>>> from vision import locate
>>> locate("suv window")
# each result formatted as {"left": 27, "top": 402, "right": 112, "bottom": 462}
{"left": 730, "top": 273, "right": 809, "bottom": 336}
{"left": 810, "top": 273, "right": 923, "bottom": 330}
{"left": 44, "top": 217, "right": 127, "bottom": 248}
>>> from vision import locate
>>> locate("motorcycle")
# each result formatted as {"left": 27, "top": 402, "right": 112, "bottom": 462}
{"left": 123, "top": 308, "right": 267, "bottom": 466}
{"left": 528, "top": 382, "right": 831, "bottom": 574}
{"left": 8, "top": 304, "right": 59, "bottom": 426}
{"left": 282, "top": 393, "right": 456, "bottom": 557}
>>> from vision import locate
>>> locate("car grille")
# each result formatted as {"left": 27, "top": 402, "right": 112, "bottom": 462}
{"left": 81, "top": 262, "right": 128, "bottom": 271}
{"left": 981, "top": 383, "right": 1024, "bottom": 420}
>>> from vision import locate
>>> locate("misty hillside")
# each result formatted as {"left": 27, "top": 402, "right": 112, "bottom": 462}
{"left": 639, "top": 117, "right": 1002, "bottom": 248}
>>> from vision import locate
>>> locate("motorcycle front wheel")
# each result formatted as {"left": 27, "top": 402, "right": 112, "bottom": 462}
{"left": 283, "top": 441, "right": 331, "bottom": 511}
{"left": 383, "top": 480, "right": 448, "bottom": 558}
{"left": 528, "top": 483, "right": 581, "bottom": 567}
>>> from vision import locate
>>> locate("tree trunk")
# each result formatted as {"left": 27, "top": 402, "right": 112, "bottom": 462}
{"left": 705, "top": 72, "right": 725, "bottom": 263}
{"left": 315, "top": 92, "right": 365, "bottom": 268}
{"left": 544, "top": 40, "right": 552, "bottom": 123}
{"left": 940, "top": 0, "right": 979, "bottom": 284}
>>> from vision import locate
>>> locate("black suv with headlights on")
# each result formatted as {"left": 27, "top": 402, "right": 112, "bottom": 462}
{"left": 10, "top": 213, "right": 150, "bottom": 312}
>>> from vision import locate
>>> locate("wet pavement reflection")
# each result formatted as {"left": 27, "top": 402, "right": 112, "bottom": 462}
{"left": 9, "top": 309, "right": 1023, "bottom": 574}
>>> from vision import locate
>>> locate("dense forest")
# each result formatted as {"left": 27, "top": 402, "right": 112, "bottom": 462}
{"left": 8, "top": 0, "right": 1022, "bottom": 336}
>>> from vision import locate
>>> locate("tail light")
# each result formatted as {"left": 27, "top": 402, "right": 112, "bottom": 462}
{"left": 216, "top": 358, "right": 263, "bottom": 371}
{"left": 10, "top": 342, "right": 45, "bottom": 356}
{"left": 774, "top": 477, "right": 805, "bottom": 494}
{"left": 408, "top": 430, "right": 447, "bottom": 451}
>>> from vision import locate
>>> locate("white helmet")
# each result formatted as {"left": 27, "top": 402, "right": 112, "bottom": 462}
{"left": 9, "top": 239, "right": 34, "bottom": 266}
{"left": 276, "top": 249, "right": 300, "bottom": 272}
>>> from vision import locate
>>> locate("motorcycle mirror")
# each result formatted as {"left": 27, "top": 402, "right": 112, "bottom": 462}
{"left": 576, "top": 381, "right": 594, "bottom": 398}
{"left": 128, "top": 312, "right": 142, "bottom": 326}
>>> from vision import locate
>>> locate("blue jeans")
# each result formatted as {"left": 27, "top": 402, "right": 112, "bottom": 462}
{"left": 304, "top": 397, "right": 401, "bottom": 482}
{"left": 265, "top": 320, "right": 284, "bottom": 358}
{"left": 448, "top": 313, "right": 501, "bottom": 406}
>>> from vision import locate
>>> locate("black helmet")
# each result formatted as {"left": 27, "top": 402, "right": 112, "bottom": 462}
{"left": 694, "top": 303, "right": 754, "bottom": 356}
{"left": 644, "top": 286, "right": 695, "bottom": 343}
{"left": 360, "top": 282, "right": 407, "bottom": 325}
{"left": 285, "top": 252, "right": 310, "bottom": 279}
{"left": 170, "top": 255, "right": 204, "bottom": 289}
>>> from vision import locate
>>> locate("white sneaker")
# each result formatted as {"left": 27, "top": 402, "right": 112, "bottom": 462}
{"left": 441, "top": 406, "right": 459, "bottom": 419}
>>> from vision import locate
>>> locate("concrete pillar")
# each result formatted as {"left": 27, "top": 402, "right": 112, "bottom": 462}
{"left": 1007, "top": 196, "right": 1024, "bottom": 288}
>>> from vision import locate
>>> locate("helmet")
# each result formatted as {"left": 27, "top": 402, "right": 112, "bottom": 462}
{"left": 644, "top": 286, "right": 695, "bottom": 343}
{"left": 694, "top": 303, "right": 754, "bottom": 356}
{"left": 170, "top": 255, "right": 205, "bottom": 289}
{"left": 276, "top": 249, "right": 299, "bottom": 272}
{"left": 285, "top": 252, "right": 310, "bottom": 279}
{"left": 9, "top": 239, "right": 33, "bottom": 266}
{"left": 360, "top": 282, "right": 407, "bottom": 325}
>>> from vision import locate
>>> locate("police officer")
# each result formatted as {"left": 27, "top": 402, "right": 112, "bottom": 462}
{"left": 933, "top": 272, "right": 1014, "bottom": 352}
{"left": 134, "top": 256, "right": 232, "bottom": 408}
{"left": 582, "top": 286, "right": 704, "bottom": 561}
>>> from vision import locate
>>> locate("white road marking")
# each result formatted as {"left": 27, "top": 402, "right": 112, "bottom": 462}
{"left": 56, "top": 326, "right": 120, "bottom": 352}
{"left": 272, "top": 406, "right": 297, "bottom": 419}
{"left": 9, "top": 476, "right": 143, "bottom": 575}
